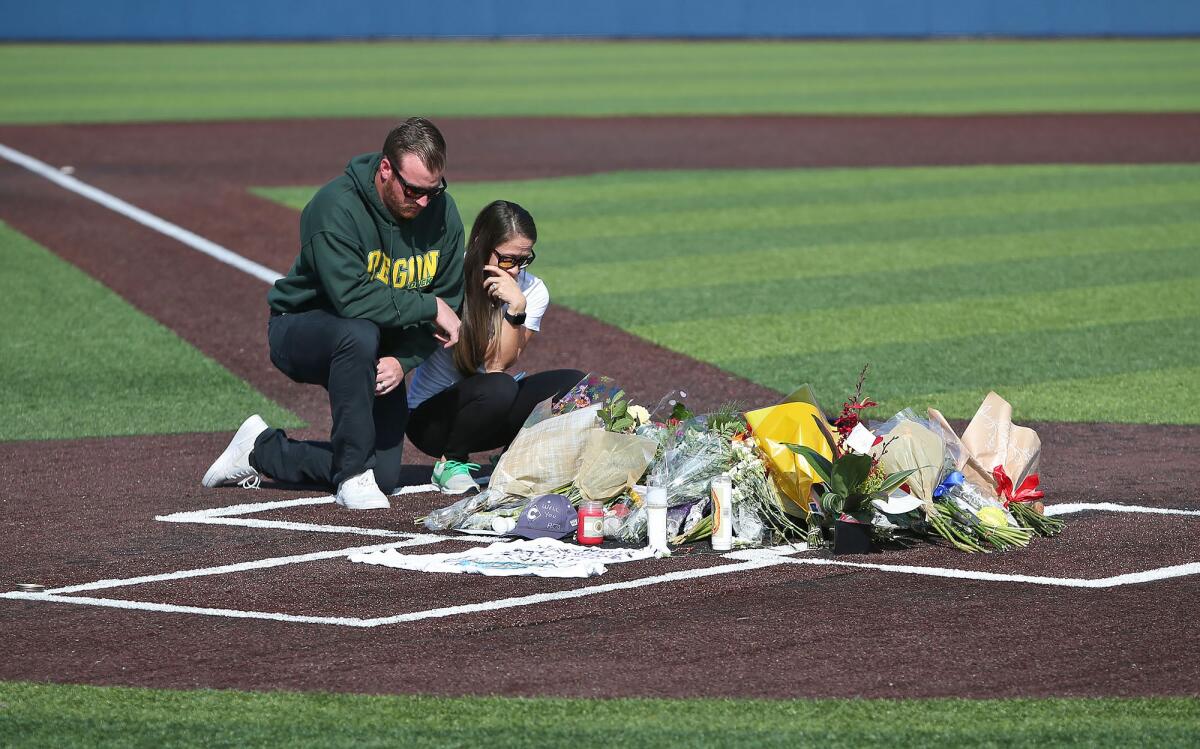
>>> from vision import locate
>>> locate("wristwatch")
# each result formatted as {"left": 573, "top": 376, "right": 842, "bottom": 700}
{"left": 503, "top": 309, "right": 527, "bottom": 326}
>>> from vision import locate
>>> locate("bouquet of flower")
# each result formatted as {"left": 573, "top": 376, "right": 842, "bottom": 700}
{"left": 654, "top": 407, "right": 741, "bottom": 543}
{"left": 421, "top": 487, "right": 528, "bottom": 532}
{"left": 422, "top": 369, "right": 1062, "bottom": 557}
{"left": 781, "top": 368, "right": 919, "bottom": 552}
{"left": 487, "top": 403, "right": 601, "bottom": 498}
{"left": 937, "top": 393, "right": 1062, "bottom": 537}
{"left": 743, "top": 385, "right": 834, "bottom": 517}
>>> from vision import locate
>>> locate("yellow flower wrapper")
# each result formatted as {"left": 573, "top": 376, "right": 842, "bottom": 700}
{"left": 744, "top": 398, "right": 833, "bottom": 517}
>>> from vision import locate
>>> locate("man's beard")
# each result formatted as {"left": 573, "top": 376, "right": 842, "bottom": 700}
{"left": 382, "top": 188, "right": 422, "bottom": 222}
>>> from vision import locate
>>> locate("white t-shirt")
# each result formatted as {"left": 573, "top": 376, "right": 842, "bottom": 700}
{"left": 407, "top": 270, "right": 550, "bottom": 410}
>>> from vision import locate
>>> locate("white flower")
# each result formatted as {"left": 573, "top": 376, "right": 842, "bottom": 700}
{"left": 627, "top": 405, "right": 651, "bottom": 426}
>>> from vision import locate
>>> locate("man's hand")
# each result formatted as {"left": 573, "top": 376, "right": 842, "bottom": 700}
{"left": 433, "top": 296, "right": 461, "bottom": 348}
{"left": 375, "top": 357, "right": 404, "bottom": 396}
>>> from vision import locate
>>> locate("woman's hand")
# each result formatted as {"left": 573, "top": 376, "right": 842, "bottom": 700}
{"left": 375, "top": 356, "right": 404, "bottom": 396}
{"left": 482, "top": 266, "right": 526, "bottom": 314}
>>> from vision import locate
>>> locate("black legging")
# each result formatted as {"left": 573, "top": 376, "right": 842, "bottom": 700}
{"left": 406, "top": 369, "right": 585, "bottom": 463}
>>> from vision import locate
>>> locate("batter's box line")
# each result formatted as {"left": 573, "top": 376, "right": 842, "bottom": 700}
{"left": 4, "top": 501, "right": 1199, "bottom": 628}
{"left": 6, "top": 549, "right": 1200, "bottom": 629}
{"left": 155, "top": 484, "right": 497, "bottom": 542}
{"left": 1, "top": 558, "right": 782, "bottom": 628}
{"left": 156, "top": 494, "right": 1200, "bottom": 546}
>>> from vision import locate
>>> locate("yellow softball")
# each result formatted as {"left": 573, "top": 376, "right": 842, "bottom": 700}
{"left": 976, "top": 506, "right": 1008, "bottom": 527}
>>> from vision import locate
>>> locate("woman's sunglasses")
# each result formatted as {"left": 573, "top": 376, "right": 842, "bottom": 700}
{"left": 495, "top": 249, "right": 536, "bottom": 270}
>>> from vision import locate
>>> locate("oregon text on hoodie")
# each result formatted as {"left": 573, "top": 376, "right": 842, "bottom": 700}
{"left": 268, "top": 153, "right": 465, "bottom": 371}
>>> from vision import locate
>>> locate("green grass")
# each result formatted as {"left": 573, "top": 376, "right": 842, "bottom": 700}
{"left": 2, "top": 40, "right": 1199, "bottom": 124}
{"left": 1, "top": 682, "right": 1197, "bottom": 748}
{"left": 0, "top": 222, "right": 300, "bottom": 441}
{"left": 257, "top": 163, "right": 1200, "bottom": 424}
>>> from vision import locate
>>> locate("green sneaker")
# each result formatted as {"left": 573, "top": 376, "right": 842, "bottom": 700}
{"left": 432, "top": 460, "right": 481, "bottom": 495}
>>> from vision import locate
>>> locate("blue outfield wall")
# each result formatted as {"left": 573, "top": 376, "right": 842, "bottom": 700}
{"left": 1, "top": 0, "right": 1198, "bottom": 41}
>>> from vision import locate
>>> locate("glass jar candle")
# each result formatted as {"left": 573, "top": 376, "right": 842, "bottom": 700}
{"left": 577, "top": 500, "right": 604, "bottom": 545}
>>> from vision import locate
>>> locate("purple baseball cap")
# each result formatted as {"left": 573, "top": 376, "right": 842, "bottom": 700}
{"left": 510, "top": 494, "right": 578, "bottom": 540}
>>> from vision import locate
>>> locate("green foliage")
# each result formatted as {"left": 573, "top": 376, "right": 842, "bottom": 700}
{"left": 1, "top": 682, "right": 1198, "bottom": 748}
{"left": 669, "top": 401, "right": 695, "bottom": 423}
{"left": 0, "top": 222, "right": 301, "bottom": 440}
{"left": 787, "top": 442, "right": 917, "bottom": 521}
{"left": 1011, "top": 501, "right": 1065, "bottom": 537}
{"left": 598, "top": 390, "right": 635, "bottom": 433}
{"left": 3, "top": 40, "right": 1200, "bottom": 123}
{"left": 704, "top": 402, "right": 748, "bottom": 438}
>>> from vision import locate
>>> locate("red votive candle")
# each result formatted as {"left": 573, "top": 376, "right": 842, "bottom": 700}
{"left": 577, "top": 500, "right": 604, "bottom": 545}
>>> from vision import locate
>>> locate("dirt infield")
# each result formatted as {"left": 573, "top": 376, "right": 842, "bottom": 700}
{"left": 1, "top": 113, "right": 1198, "bottom": 699}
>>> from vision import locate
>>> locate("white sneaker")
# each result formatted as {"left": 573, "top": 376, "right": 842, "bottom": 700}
{"left": 336, "top": 469, "right": 390, "bottom": 510}
{"left": 202, "top": 415, "right": 269, "bottom": 488}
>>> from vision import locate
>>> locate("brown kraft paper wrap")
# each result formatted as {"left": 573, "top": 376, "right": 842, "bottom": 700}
{"left": 929, "top": 392, "right": 1041, "bottom": 501}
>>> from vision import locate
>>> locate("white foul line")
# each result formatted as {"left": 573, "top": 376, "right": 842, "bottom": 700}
{"left": 0, "top": 142, "right": 283, "bottom": 285}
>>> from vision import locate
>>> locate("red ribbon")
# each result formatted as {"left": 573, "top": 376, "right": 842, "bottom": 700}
{"left": 992, "top": 465, "right": 1044, "bottom": 508}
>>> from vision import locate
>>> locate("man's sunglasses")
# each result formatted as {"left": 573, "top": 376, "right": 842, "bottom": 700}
{"left": 495, "top": 249, "right": 536, "bottom": 270}
{"left": 386, "top": 157, "right": 447, "bottom": 200}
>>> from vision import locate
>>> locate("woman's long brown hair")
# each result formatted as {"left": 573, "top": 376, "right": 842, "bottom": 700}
{"left": 453, "top": 200, "right": 537, "bottom": 377}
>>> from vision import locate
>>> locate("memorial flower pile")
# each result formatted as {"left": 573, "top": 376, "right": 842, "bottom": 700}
{"left": 424, "top": 370, "right": 1064, "bottom": 556}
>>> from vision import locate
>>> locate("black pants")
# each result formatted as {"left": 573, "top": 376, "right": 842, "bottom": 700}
{"left": 406, "top": 369, "right": 584, "bottom": 463}
{"left": 250, "top": 309, "right": 408, "bottom": 493}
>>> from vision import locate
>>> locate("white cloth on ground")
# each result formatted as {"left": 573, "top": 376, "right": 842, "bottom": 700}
{"left": 348, "top": 537, "right": 653, "bottom": 578}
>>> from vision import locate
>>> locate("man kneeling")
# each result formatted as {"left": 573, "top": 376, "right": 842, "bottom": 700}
{"left": 203, "top": 117, "right": 464, "bottom": 509}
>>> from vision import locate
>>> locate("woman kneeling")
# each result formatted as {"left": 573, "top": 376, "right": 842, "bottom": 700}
{"left": 406, "top": 200, "right": 583, "bottom": 494}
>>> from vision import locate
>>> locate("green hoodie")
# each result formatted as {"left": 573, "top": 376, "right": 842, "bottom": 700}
{"left": 268, "top": 153, "right": 465, "bottom": 372}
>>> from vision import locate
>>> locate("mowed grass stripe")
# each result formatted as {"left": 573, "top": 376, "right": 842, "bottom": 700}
{"left": 638, "top": 278, "right": 1198, "bottom": 360}
{"left": 262, "top": 163, "right": 1200, "bottom": 216}
{"left": 2, "top": 40, "right": 1199, "bottom": 123}
{"left": 548, "top": 222, "right": 1199, "bottom": 299}
{"left": 2, "top": 681, "right": 1198, "bottom": 749}
{"left": 0, "top": 222, "right": 301, "bottom": 441}
{"left": 567, "top": 246, "right": 1199, "bottom": 325}
{"left": 542, "top": 167, "right": 1200, "bottom": 221}
{"left": 930, "top": 366, "right": 1200, "bottom": 426}
{"left": 721, "top": 318, "right": 1200, "bottom": 424}
{"left": 458, "top": 170, "right": 1200, "bottom": 244}
{"left": 257, "top": 164, "right": 1200, "bottom": 424}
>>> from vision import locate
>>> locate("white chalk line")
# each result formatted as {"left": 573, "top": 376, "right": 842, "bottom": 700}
{"left": 35, "top": 538, "right": 447, "bottom": 595}
{"left": 162, "top": 482, "right": 437, "bottom": 521}
{"left": 156, "top": 484, "right": 445, "bottom": 539}
{"left": 1, "top": 592, "right": 377, "bottom": 628}
{"left": 1044, "top": 502, "right": 1200, "bottom": 518}
{"left": 167, "top": 516, "right": 413, "bottom": 539}
{"left": 3, "top": 558, "right": 780, "bottom": 628}
{"left": 781, "top": 558, "right": 1200, "bottom": 589}
{"left": 0, "top": 142, "right": 283, "bottom": 285}
{"left": 6, "top": 494, "right": 1200, "bottom": 627}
